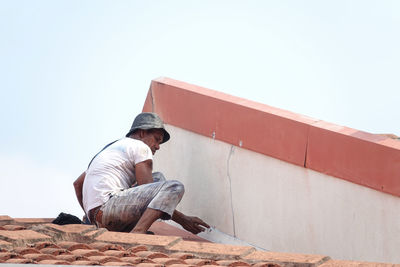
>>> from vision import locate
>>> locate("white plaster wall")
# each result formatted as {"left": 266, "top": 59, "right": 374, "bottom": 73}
{"left": 154, "top": 125, "right": 400, "bottom": 264}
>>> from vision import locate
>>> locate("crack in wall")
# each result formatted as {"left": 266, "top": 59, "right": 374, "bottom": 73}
{"left": 304, "top": 121, "right": 319, "bottom": 168}
{"left": 150, "top": 87, "right": 155, "bottom": 112}
{"left": 227, "top": 145, "right": 236, "bottom": 237}
{"left": 304, "top": 133, "right": 309, "bottom": 168}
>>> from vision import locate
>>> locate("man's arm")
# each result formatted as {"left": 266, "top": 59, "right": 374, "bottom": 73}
{"left": 135, "top": 159, "right": 154, "bottom": 185}
{"left": 172, "top": 210, "right": 210, "bottom": 234}
{"left": 73, "top": 172, "right": 86, "bottom": 211}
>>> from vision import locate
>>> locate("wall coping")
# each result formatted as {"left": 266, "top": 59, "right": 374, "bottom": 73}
{"left": 142, "top": 77, "right": 400, "bottom": 197}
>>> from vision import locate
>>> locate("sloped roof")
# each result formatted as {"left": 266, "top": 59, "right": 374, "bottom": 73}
{"left": 0, "top": 215, "right": 397, "bottom": 266}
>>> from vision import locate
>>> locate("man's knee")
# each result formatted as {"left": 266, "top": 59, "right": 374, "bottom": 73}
{"left": 165, "top": 180, "right": 185, "bottom": 198}
{"left": 152, "top": 172, "right": 166, "bottom": 182}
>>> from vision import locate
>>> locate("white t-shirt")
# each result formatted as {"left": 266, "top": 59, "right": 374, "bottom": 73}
{"left": 82, "top": 138, "right": 153, "bottom": 215}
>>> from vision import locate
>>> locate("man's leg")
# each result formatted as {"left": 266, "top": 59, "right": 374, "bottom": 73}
{"left": 132, "top": 178, "right": 185, "bottom": 233}
{"left": 131, "top": 208, "right": 163, "bottom": 233}
{"left": 130, "top": 172, "right": 167, "bottom": 233}
{"left": 100, "top": 178, "right": 184, "bottom": 232}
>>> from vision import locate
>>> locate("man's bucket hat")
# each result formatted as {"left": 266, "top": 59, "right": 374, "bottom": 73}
{"left": 126, "top": 112, "right": 170, "bottom": 143}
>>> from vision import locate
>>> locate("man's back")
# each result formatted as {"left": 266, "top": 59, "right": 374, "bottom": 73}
{"left": 83, "top": 138, "right": 153, "bottom": 215}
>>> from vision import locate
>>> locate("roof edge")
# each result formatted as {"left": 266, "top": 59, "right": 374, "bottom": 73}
{"left": 143, "top": 77, "right": 400, "bottom": 198}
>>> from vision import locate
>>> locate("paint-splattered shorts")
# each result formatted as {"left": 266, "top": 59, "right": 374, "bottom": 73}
{"left": 98, "top": 172, "right": 184, "bottom": 232}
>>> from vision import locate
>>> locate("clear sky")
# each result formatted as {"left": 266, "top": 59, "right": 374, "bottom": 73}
{"left": 1, "top": 0, "right": 399, "bottom": 218}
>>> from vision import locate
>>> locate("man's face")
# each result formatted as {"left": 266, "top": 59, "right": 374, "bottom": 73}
{"left": 140, "top": 129, "right": 164, "bottom": 155}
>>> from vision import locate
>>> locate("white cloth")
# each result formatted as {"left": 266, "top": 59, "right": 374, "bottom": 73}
{"left": 82, "top": 138, "right": 153, "bottom": 215}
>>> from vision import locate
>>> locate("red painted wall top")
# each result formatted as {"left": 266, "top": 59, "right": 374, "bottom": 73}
{"left": 142, "top": 77, "right": 400, "bottom": 198}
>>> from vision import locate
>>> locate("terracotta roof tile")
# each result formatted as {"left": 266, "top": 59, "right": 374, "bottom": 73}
{"left": 95, "top": 231, "right": 181, "bottom": 248}
{"left": 184, "top": 258, "right": 217, "bottom": 266}
{"left": 70, "top": 249, "right": 104, "bottom": 257}
{"left": 128, "top": 245, "right": 148, "bottom": 253}
{"left": 38, "top": 259, "right": 71, "bottom": 265}
{"left": 91, "top": 241, "right": 125, "bottom": 251}
{"left": 0, "top": 215, "right": 13, "bottom": 226}
{"left": 168, "top": 241, "right": 255, "bottom": 259}
{"left": 40, "top": 247, "right": 71, "bottom": 255}
{"left": 0, "top": 215, "right": 392, "bottom": 266}
{"left": 243, "top": 251, "right": 330, "bottom": 266}
{"left": 12, "top": 246, "right": 41, "bottom": 255}
{"left": 101, "top": 261, "right": 134, "bottom": 266}
{"left": 12, "top": 218, "right": 53, "bottom": 226}
{"left": 135, "top": 250, "right": 170, "bottom": 259}
{"left": 0, "top": 251, "right": 19, "bottom": 261}
{"left": 103, "top": 249, "right": 132, "bottom": 257}
{"left": 23, "top": 253, "right": 57, "bottom": 261}
{"left": 151, "top": 257, "right": 186, "bottom": 265}
{"left": 5, "top": 258, "right": 35, "bottom": 263}
{"left": 216, "top": 260, "right": 251, "bottom": 266}
{"left": 55, "top": 254, "right": 88, "bottom": 262}
{"left": 32, "top": 241, "right": 61, "bottom": 250}
{"left": 83, "top": 228, "right": 108, "bottom": 239}
{"left": 43, "top": 223, "right": 96, "bottom": 234}
{"left": 0, "top": 240, "right": 12, "bottom": 247}
{"left": 87, "top": 255, "right": 122, "bottom": 263}
{"left": 57, "top": 241, "right": 93, "bottom": 250}
{"left": 251, "top": 263, "right": 281, "bottom": 267}
{"left": 120, "top": 256, "right": 154, "bottom": 264}
{"left": 0, "top": 229, "right": 51, "bottom": 243}
{"left": 71, "top": 260, "right": 100, "bottom": 265}
{"left": 169, "top": 252, "right": 196, "bottom": 259}
{"left": 2, "top": 224, "right": 26, "bottom": 230}
{"left": 135, "top": 263, "right": 164, "bottom": 267}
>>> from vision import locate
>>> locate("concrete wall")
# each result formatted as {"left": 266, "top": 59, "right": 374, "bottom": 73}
{"left": 155, "top": 125, "right": 400, "bottom": 263}
{"left": 143, "top": 77, "right": 400, "bottom": 263}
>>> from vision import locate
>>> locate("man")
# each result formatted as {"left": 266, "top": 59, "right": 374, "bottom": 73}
{"left": 74, "top": 112, "right": 209, "bottom": 234}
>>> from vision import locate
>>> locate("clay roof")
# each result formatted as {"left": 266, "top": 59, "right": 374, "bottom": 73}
{"left": 0, "top": 215, "right": 397, "bottom": 267}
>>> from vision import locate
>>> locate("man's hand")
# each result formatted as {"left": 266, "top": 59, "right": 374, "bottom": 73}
{"left": 172, "top": 210, "right": 210, "bottom": 235}
{"left": 180, "top": 215, "right": 210, "bottom": 234}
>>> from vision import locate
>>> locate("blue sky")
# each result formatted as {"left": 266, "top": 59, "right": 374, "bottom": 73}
{"left": 1, "top": 0, "right": 399, "bottom": 218}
